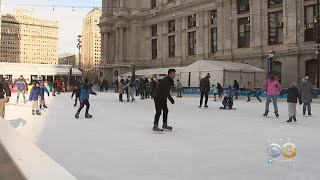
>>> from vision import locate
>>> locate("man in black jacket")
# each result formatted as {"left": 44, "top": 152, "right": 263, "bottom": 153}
{"left": 199, "top": 73, "right": 211, "bottom": 108}
{"left": 0, "top": 79, "right": 11, "bottom": 118}
{"left": 153, "top": 69, "right": 176, "bottom": 132}
{"left": 150, "top": 78, "right": 157, "bottom": 99}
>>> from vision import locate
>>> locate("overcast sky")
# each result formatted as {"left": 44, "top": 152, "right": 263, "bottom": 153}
{"left": 2, "top": 0, "right": 102, "bottom": 54}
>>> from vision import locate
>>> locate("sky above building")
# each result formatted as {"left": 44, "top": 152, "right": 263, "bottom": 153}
{"left": 2, "top": 0, "right": 102, "bottom": 54}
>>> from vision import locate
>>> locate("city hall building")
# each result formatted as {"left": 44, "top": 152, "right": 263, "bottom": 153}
{"left": 99, "top": 0, "right": 320, "bottom": 87}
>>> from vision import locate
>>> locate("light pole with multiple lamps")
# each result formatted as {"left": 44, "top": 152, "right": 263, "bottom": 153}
{"left": 77, "top": 35, "right": 82, "bottom": 72}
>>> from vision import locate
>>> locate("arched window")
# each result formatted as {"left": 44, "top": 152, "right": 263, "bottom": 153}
{"left": 272, "top": 61, "right": 282, "bottom": 82}
{"left": 305, "top": 59, "right": 318, "bottom": 84}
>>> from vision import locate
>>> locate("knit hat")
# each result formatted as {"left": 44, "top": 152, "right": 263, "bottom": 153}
{"left": 207, "top": 73, "right": 210, "bottom": 78}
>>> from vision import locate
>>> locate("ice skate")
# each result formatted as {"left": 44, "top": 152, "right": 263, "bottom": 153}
{"left": 308, "top": 111, "right": 312, "bottom": 116}
{"left": 287, "top": 117, "right": 292, "bottom": 123}
{"left": 39, "top": 104, "right": 42, "bottom": 109}
{"left": 153, "top": 125, "right": 163, "bottom": 132}
{"left": 75, "top": 112, "right": 80, "bottom": 119}
{"left": 85, "top": 113, "right": 93, "bottom": 118}
{"left": 32, "top": 110, "right": 35, "bottom": 115}
{"left": 36, "top": 110, "right": 41, "bottom": 115}
{"left": 275, "top": 113, "right": 279, "bottom": 118}
{"left": 263, "top": 111, "right": 269, "bottom": 117}
{"left": 303, "top": 111, "right": 306, "bottom": 116}
{"left": 74, "top": 104, "right": 77, "bottom": 107}
{"left": 293, "top": 116, "right": 297, "bottom": 122}
{"left": 162, "top": 124, "right": 173, "bottom": 131}
{"left": 43, "top": 105, "right": 48, "bottom": 108}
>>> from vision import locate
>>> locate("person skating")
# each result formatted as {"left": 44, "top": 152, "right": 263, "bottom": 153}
{"left": 300, "top": 76, "right": 315, "bottom": 116}
{"left": 14, "top": 75, "right": 28, "bottom": 104}
{"left": 217, "top": 83, "right": 223, "bottom": 99}
{"left": 199, "top": 73, "right": 211, "bottom": 108}
{"left": 247, "top": 81, "right": 262, "bottom": 102}
{"left": 52, "top": 80, "right": 57, "bottom": 96}
{"left": 0, "top": 79, "right": 11, "bottom": 118}
{"left": 71, "top": 85, "right": 81, "bottom": 106}
{"left": 153, "top": 69, "right": 176, "bottom": 132}
{"left": 233, "top": 80, "right": 240, "bottom": 100}
{"left": 118, "top": 79, "right": 125, "bottom": 102}
{"left": 220, "top": 93, "right": 234, "bottom": 110}
{"left": 29, "top": 82, "right": 41, "bottom": 115}
{"left": 39, "top": 81, "right": 50, "bottom": 109}
{"left": 138, "top": 78, "right": 146, "bottom": 99}
{"left": 286, "top": 82, "right": 302, "bottom": 123}
{"left": 211, "top": 85, "right": 218, "bottom": 101}
{"left": 176, "top": 80, "right": 183, "bottom": 98}
{"left": 75, "top": 79, "right": 97, "bottom": 119}
{"left": 145, "top": 78, "right": 150, "bottom": 99}
{"left": 263, "top": 74, "right": 282, "bottom": 117}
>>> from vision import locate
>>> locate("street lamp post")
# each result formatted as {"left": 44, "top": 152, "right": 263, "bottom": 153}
{"left": 77, "top": 35, "right": 82, "bottom": 71}
{"left": 317, "top": 0, "right": 320, "bottom": 88}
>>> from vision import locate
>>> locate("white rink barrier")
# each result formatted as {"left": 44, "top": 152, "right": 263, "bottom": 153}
{"left": 0, "top": 118, "right": 78, "bottom": 180}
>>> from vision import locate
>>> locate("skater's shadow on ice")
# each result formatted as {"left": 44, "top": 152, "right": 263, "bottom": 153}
{"left": 8, "top": 118, "right": 27, "bottom": 128}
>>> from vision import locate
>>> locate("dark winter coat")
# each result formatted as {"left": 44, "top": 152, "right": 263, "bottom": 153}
{"left": 80, "top": 85, "right": 96, "bottom": 101}
{"left": 150, "top": 80, "right": 157, "bottom": 91}
{"left": 233, "top": 81, "right": 240, "bottom": 91}
{"left": 154, "top": 76, "right": 174, "bottom": 103}
{"left": 72, "top": 88, "right": 81, "bottom": 98}
{"left": 138, "top": 80, "right": 145, "bottom": 91}
{"left": 300, "top": 80, "right": 315, "bottom": 103}
{"left": 217, "top": 84, "right": 223, "bottom": 94}
{"left": 29, "top": 86, "right": 40, "bottom": 101}
{"left": 287, "top": 87, "right": 301, "bottom": 104}
{"left": 200, "top": 77, "right": 210, "bottom": 92}
{"left": 39, "top": 86, "right": 50, "bottom": 99}
{"left": 0, "top": 81, "right": 11, "bottom": 99}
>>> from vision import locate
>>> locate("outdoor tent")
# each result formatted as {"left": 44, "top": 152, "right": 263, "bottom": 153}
{"left": 180, "top": 60, "right": 266, "bottom": 88}
{"left": 121, "top": 67, "right": 184, "bottom": 80}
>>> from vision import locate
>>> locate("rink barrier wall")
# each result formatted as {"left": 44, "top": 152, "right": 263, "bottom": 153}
{"left": 0, "top": 119, "right": 78, "bottom": 180}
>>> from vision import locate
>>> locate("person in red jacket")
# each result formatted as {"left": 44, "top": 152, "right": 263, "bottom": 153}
{"left": 56, "top": 80, "right": 62, "bottom": 94}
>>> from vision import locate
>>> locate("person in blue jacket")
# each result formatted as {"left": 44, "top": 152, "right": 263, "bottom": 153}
{"left": 14, "top": 75, "right": 28, "bottom": 104}
{"left": 75, "top": 79, "right": 97, "bottom": 119}
{"left": 39, "top": 81, "right": 50, "bottom": 109}
{"left": 29, "top": 82, "right": 41, "bottom": 115}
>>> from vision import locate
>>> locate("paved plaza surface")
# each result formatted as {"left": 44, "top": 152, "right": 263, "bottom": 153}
{"left": 4, "top": 92, "right": 320, "bottom": 180}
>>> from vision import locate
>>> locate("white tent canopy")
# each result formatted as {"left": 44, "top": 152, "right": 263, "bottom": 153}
{"left": 180, "top": 60, "right": 266, "bottom": 87}
{"left": 121, "top": 67, "right": 184, "bottom": 78}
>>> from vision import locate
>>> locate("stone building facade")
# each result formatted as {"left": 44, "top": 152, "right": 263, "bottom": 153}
{"left": 58, "top": 53, "right": 79, "bottom": 68}
{"left": 99, "top": 0, "right": 320, "bottom": 87}
{"left": 81, "top": 8, "right": 102, "bottom": 72}
{"left": 0, "top": 10, "right": 59, "bottom": 64}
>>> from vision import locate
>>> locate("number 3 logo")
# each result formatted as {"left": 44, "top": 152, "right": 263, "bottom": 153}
{"left": 282, "top": 143, "right": 296, "bottom": 158}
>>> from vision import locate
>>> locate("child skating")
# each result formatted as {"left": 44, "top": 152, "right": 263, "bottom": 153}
{"left": 211, "top": 85, "right": 218, "bottom": 101}
{"left": 286, "top": 82, "right": 302, "bottom": 123}
{"left": 220, "top": 93, "right": 234, "bottom": 110}
{"left": 29, "top": 82, "right": 41, "bottom": 115}
{"left": 71, "top": 85, "right": 81, "bottom": 106}
{"left": 39, "top": 81, "right": 50, "bottom": 109}
{"left": 75, "top": 79, "right": 97, "bottom": 119}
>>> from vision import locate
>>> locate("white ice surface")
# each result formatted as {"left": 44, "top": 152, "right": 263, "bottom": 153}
{"left": 5, "top": 92, "right": 320, "bottom": 180}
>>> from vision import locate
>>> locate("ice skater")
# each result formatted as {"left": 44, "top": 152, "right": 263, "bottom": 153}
{"left": 176, "top": 80, "right": 183, "bottom": 98}
{"left": 118, "top": 79, "right": 125, "bottom": 102}
{"left": 246, "top": 81, "right": 262, "bottom": 102}
{"left": 300, "top": 76, "right": 315, "bottom": 116}
{"left": 153, "top": 69, "right": 176, "bottom": 132}
{"left": 14, "top": 75, "right": 28, "bottom": 104}
{"left": 39, "top": 81, "right": 50, "bottom": 109}
{"left": 263, "top": 74, "right": 282, "bottom": 117}
{"left": 286, "top": 82, "right": 302, "bottom": 123}
{"left": 29, "top": 82, "right": 41, "bottom": 115}
{"left": 199, "top": 73, "right": 210, "bottom": 108}
{"left": 71, "top": 85, "right": 81, "bottom": 106}
{"left": 75, "top": 79, "right": 97, "bottom": 119}
{"left": 220, "top": 93, "right": 234, "bottom": 110}
{"left": 0, "top": 79, "right": 11, "bottom": 118}
{"left": 217, "top": 83, "right": 223, "bottom": 99}
{"left": 211, "top": 85, "right": 218, "bottom": 101}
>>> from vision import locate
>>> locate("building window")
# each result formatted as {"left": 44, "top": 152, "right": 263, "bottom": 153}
{"left": 211, "top": 28, "right": 217, "bottom": 53}
{"left": 152, "top": 39, "right": 157, "bottom": 59}
{"left": 210, "top": 10, "right": 217, "bottom": 25}
{"left": 188, "top": 15, "right": 196, "bottom": 29}
{"left": 305, "top": 5, "right": 319, "bottom": 42}
{"left": 238, "top": 17, "right": 250, "bottom": 48}
{"left": 151, "top": 0, "right": 157, "bottom": 9}
{"left": 306, "top": 59, "right": 318, "bottom": 85}
{"left": 169, "top": 35, "right": 175, "bottom": 58}
{"left": 268, "top": 0, "right": 282, "bottom": 8}
{"left": 188, "top": 31, "right": 196, "bottom": 55}
{"left": 168, "top": 20, "right": 175, "bottom": 33}
{"left": 151, "top": 25, "right": 157, "bottom": 37}
{"left": 268, "top": 11, "right": 283, "bottom": 45}
{"left": 238, "top": 0, "right": 249, "bottom": 14}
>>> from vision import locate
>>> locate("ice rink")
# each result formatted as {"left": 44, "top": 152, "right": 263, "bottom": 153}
{"left": 4, "top": 92, "right": 320, "bottom": 180}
